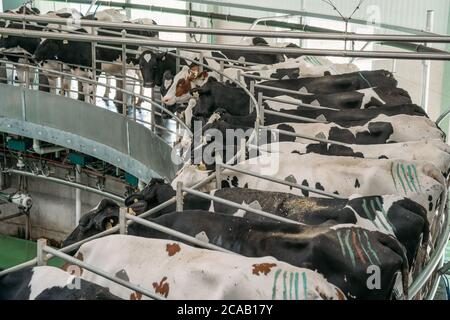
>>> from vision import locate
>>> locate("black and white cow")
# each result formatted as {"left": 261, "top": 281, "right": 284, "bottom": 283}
{"left": 121, "top": 212, "right": 409, "bottom": 299}
{"left": 269, "top": 114, "right": 444, "bottom": 145}
{"left": 0, "top": 5, "right": 43, "bottom": 85}
{"left": 33, "top": 9, "right": 158, "bottom": 110}
{"left": 0, "top": 266, "right": 121, "bottom": 300}
{"left": 259, "top": 140, "right": 450, "bottom": 178}
{"left": 72, "top": 235, "right": 346, "bottom": 300}
{"left": 64, "top": 183, "right": 428, "bottom": 266}
{"left": 257, "top": 70, "right": 398, "bottom": 97}
{"left": 138, "top": 38, "right": 285, "bottom": 89}
{"left": 172, "top": 153, "right": 446, "bottom": 219}
{"left": 201, "top": 103, "right": 427, "bottom": 128}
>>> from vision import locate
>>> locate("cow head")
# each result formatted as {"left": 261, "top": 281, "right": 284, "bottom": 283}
{"left": 162, "top": 65, "right": 209, "bottom": 106}
{"left": 62, "top": 199, "right": 120, "bottom": 248}
{"left": 191, "top": 77, "right": 218, "bottom": 117}
{"left": 33, "top": 38, "right": 65, "bottom": 62}
{"left": 171, "top": 163, "right": 213, "bottom": 191}
{"left": 138, "top": 50, "right": 167, "bottom": 88}
{"left": 124, "top": 178, "right": 174, "bottom": 215}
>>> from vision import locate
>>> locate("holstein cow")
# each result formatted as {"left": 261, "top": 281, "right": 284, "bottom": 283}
{"left": 63, "top": 187, "right": 427, "bottom": 265}
{"left": 269, "top": 114, "right": 444, "bottom": 145}
{"left": 162, "top": 59, "right": 361, "bottom": 107}
{"left": 71, "top": 235, "right": 346, "bottom": 300}
{"left": 0, "top": 5, "right": 42, "bottom": 86}
{"left": 123, "top": 180, "right": 426, "bottom": 263}
{"left": 33, "top": 9, "right": 158, "bottom": 111}
{"left": 0, "top": 266, "right": 121, "bottom": 300}
{"left": 257, "top": 70, "right": 398, "bottom": 97}
{"left": 190, "top": 78, "right": 408, "bottom": 118}
{"left": 172, "top": 153, "right": 446, "bottom": 219}
{"left": 81, "top": 214, "right": 408, "bottom": 299}
{"left": 202, "top": 103, "right": 428, "bottom": 128}
{"left": 138, "top": 38, "right": 285, "bottom": 88}
{"left": 262, "top": 87, "right": 412, "bottom": 111}
{"left": 258, "top": 140, "right": 450, "bottom": 178}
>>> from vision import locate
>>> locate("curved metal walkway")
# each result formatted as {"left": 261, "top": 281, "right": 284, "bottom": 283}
{"left": 0, "top": 84, "right": 179, "bottom": 182}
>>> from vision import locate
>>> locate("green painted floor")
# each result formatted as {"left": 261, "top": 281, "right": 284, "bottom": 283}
{"left": 0, "top": 235, "right": 64, "bottom": 270}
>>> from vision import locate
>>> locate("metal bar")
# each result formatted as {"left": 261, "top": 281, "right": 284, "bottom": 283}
{"left": 125, "top": 214, "right": 234, "bottom": 254}
{"left": 421, "top": 10, "right": 435, "bottom": 112}
{"left": 46, "top": 0, "right": 439, "bottom": 36}
{"left": 183, "top": 187, "right": 301, "bottom": 225}
{"left": 408, "top": 192, "right": 449, "bottom": 299}
{"left": 0, "top": 211, "right": 26, "bottom": 222}
{"left": 176, "top": 181, "right": 184, "bottom": 212}
{"left": 7, "top": 169, "right": 125, "bottom": 203}
{"left": 264, "top": 109, "right": 328, "bottom": 123}
{"left": 2, "top": 28, "right": 450, "bottom": 60}
{"left": 36, "top": 239, "right": 47, "bottom": 266}
{"left": 261, "top": 125, "right": 350, "bottom": 146}
{"left": 75, "top": 164, "right": 82, "bottom": 226}
{"left": 220, "top": 163, "right": 347, "bottom": 199}
{"left": 119, "top": 207, "right": 127, "bottom": 235}
{"left": 3, "top": 13, "right": 449, "bottom": 42}
{"left": 43, "top": 245, "right": 160, "bottom": 300}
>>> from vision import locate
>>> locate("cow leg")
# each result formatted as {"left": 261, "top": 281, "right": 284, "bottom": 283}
{"left": 38, "top": 71, "right": 50, "bottom": 93}
{"left": 103, "top": 74, "right": 111, "bottom": 102}
{"left": 0, "top": 61, "right": 8, "bottom": 84}
{"left": 135, "top": 72, "right": 144, "bottom": 108}
{"left": 61, "top": 76, "right": 70, "bottom": 97}
{"left": 77, "top": 81, "right": 85, "bottom": 101}
{"left": 114, "top": 78, "right": 124, "bottom": 114}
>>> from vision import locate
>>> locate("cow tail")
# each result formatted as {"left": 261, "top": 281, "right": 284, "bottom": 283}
{"left": 378, "top": 233, "right": 410, "bottom": 300}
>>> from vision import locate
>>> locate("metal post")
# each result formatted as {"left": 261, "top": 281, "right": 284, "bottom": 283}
{"left": 176, "top": 181, "right": 184, "bottom": 211}
{"left": 198, "top": 51, "right": 204, "bottom": 73}
{"left": 75, "top": 164, "right": 81, "bottom": 226}
{"left": 258, "top": 92, "right": 264, "bottom": 126}
{"left": 215, "top": 153, "right": 222, "bottom": 190}
{"left": 151, "top": 87, "right": 156, "bottom": 132}
{"left": 121, "top": 30, "right": 128, "bottom": 116}
{"left": 249, "top": 81, "right": 255, "bottom": 113}
{"left": 239, "top": 137, "right": 246, "bottom": 164}
{"left": 421, "top": 10, "right": 435, "bottom": 112}
{"left": 91, "top": 27, "right": 97, "bottom": 104}
{"left": 176, "top": 49, "right": 181, "bottom": 73}
{"left": 119, "top": 207, "right": 127, "bottom": 235}
{"left": 219, "top": 60, "right": 224, "bottom": 82}
{"left": 37, "top": 238, "right": 47, "bottom": 266}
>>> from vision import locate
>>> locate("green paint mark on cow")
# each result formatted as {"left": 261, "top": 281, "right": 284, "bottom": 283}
{"left": 294, "top": 272, "right": 299, "bottom": 300}
{"left": 363, "top": 230, "right": 381, "bottom": 265}
{"left": 396, "top": 163, "right": 408, "bottom": 194}
{"left": 412, "top": 164, "right": 422, "bottom": 191}
{"left": 344, "top": 229, "right": 356, "bottom": 268}
{"left": 302, "top": 272, "right": 308, "bottom": 300}
{"left": 272, "top": 269, "right": 282, "bottom": 300}
{"left": 356, "top": 229, "right": 374, "bottom": 265}
{"left": 289, "top": 272, "right": 293, "bottom": 300}
{"left": 401, "top": 164, "right": 414, "bottom": 192}
{"left": 282, "top": 271, "right": 287, "bottom": 300}
{"left": 407, "top": 165, "right": 418, "bottom": 192}
{"left": 337, "top": 230, "right": 347, "bottom": 258}
{"left": 375, "top": 197, "right": 396, "bottom": 233}
{"left": 390, "top": 162, "right": 398, "bottom": 191}
{"left": 370, "top": 199, "right": 391, "bottom": 232}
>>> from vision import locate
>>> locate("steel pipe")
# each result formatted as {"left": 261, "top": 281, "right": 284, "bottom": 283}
{"left": 7, "top": 169, "right": 125, "bottom": 203}
{"left": 43, "top": 245, "right": 160, "bottom": 300}
{"left": 183, "top": 187, "right": 301, "bottom": 225}
{"left": 125, "top": 213, "right": 234, "bottom": 254}
{"left": 1, "top": 13, "right": 450, "bottom": 43}
{"left": 1, "top": 28, "right": 450, "bottom": 60}
{"left": 219, "top": 163, "right": 347, "bottom": 200}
